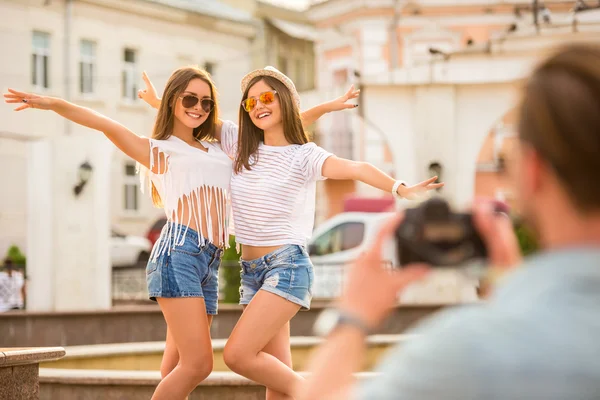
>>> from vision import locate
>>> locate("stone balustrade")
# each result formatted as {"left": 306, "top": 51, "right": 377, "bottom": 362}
{"left": 0, "top": 347, "right": 65, "bottom": 400}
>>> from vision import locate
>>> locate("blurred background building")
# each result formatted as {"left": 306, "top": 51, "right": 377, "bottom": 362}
{"left": 1, "top": 0, "right": 600, "bottom": 311}
{"left": 2, "top": 2, "right": 600, "bottom": 397}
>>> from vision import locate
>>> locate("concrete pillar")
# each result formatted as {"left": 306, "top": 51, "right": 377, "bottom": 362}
{"left": 26, "top": 139, "right": 55, "bottom": 311}
{"left": 412, "top": 86, "right": 458, "bottom": 205}
{"left": 26, "top": 135, "right": 112, "bottom": 311}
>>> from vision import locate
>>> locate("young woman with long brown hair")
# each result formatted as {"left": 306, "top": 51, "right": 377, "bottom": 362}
{"left": 5, "top": 67, "right": 229, "bottom": 399}
{"left": 217, "top": 67, "right": 444, "bottom": 399}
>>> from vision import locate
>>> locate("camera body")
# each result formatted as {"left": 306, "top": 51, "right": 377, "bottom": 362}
{"left": 395, "top": 197, "right": 487, "bottom": 267}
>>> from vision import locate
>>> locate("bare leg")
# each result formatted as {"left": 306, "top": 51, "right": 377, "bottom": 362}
{"left": 223, "top": 291, "right": 303, "bottom": 396}
{"left": 161, "top": 327, "right": 179, "bottom": 379}
{"left": 240, "top": 306, "right": 294, "bottom": 400}
{"left": 151, "top": 298, "right": 213, "bottom": 400}
{"left": 161, "top": 316, "right": 213, "bottom": 378}
{"left": 263, "top": 322, "right": 294, "bottom": 400}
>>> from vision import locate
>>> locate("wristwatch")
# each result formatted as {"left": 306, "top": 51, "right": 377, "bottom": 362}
{"left": 392, "top": 180, "right": 407, "bottom": 199}
{"left": 313, "top": 308, "right": 371, "bottom": 337}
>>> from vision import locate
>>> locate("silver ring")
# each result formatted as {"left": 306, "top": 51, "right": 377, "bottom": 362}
{"left": 22, "top": 99, "right": 28, "bottom": 103}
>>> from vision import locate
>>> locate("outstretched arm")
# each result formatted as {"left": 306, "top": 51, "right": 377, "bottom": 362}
{"left": 300, "top": 85, "right": 360, "bottom": 127}
{"left": 4, "top": 89, "right": 151, "bottom": 169}
{"left": 321, "top": 156, "right": 444, "bottom": 199}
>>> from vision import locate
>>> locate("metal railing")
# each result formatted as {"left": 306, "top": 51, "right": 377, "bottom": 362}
{"left": 112, "top": 263, "right": 149, "bottom": 301}
{"left": 111, "top": 261, "right": 481, "bottom": 304}
{"left": 111, "top": 261, "right": 350, "bottom": 303}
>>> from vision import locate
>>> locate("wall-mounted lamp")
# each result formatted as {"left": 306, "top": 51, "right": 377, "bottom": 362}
{"left": 73, "top": 161, "right": 93, "bottom": 197}
{"left": 428, "top": 162, "right": 443, "bottom": 191}
{"left": 428, "top": 47, "right": 450, "bottom": 61}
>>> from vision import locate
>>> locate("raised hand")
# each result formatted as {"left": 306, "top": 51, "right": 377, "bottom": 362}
{"left": 3, "top": 89, "right": 54, "bottom": 111}
{"left": 327, "top": 84, "right": 360, "bottom": 111}
{"left": 338, "top": 213, "right": 429, "bottom": 328}
{"left": 397, "top": 176, "right": 445, "bottom": 200}
{"left": 138, "top": 71, "right": 161, "bottom": 109}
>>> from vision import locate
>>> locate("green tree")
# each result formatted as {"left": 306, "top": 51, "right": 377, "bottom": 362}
{"left": 220, "top": 236, "right": 241, "bottom": 303}
{"left": 6, "top": 245, "right": 26, "bottom": 265}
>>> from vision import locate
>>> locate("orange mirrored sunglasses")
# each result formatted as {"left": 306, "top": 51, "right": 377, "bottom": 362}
{"left": 241, "top": 91, "right": 277, "bottom": 112}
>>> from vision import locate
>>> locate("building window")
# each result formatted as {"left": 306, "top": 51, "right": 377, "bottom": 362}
{"left": 329, "top": 68, "right": 353, "bottom": 159}
{"left": 32, "top": 31, "right": 50, "bottom": 89}
{"left": 294, "top": 58, "right": 305, "bottom": 91}
{"left": 278, "top": 56, "right": 289, "bottom": 75}
{"left": 79, "top": 40, "right": 96, "bottom": 94}
{"left": 123, "top": 162, "right": 139, "bottom": 211}
{"left": 203, "top": 61, "right": 214, "bottom": 76}
{"left": 122, "top": 48, "right": 137, "bottom": 101}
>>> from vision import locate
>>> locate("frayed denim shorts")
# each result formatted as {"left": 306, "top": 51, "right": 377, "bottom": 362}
{"left": 239, "top": 245, "right": 314, "bottom": 310}
{"left": 146, "top": 224, "right": 223, "bottom": 315}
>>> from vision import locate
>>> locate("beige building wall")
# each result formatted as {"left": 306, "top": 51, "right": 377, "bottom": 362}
{"left": 307, "top": 0, "right": 600, "bottom": 216}
{"left": 0, "top": 0, "right": 256, "bottom": 258}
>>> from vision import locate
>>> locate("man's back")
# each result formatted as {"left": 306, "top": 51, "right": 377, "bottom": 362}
{"left": 359, "top": 248, "right": 600, "bottom": 400}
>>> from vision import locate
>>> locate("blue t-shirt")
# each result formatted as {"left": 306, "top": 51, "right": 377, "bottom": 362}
{"left": 358, "top": 248, "right": 600, "bottom": 400}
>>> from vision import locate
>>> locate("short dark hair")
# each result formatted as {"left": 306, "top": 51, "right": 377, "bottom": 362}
{"left": 518, "top": 43, "right": 600, "bottom": 212}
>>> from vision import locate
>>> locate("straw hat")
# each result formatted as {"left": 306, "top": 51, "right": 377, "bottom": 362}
{"left": 240, "top": 66, "right": 301, "bottom": 108}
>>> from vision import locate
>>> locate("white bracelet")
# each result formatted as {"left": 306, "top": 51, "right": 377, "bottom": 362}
{"left": 392, "top": 180, "right": 406, "bottom": 198}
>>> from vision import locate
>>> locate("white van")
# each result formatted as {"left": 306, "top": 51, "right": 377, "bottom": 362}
{"left": 307, "top": 212, "right": 479, "bottom": 304}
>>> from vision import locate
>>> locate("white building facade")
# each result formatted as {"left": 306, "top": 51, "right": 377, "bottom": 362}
{"left": 307, "top": 0, "right": 600, "bottom": 219}
{"left": 0, "top": 0, "right": 256, "bottom": 310}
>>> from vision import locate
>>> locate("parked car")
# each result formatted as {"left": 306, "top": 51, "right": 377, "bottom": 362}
{"left": 146, "top": 217, "right": 167, "bottom": 246}
{"left": 308, "top": 212, "right": 394, "bottom": 299}
{"left": 308, "top": 212, "right": 479, "bottom": 304}
{"left": 111, "top": 229, "right": 152, "bottom": 268}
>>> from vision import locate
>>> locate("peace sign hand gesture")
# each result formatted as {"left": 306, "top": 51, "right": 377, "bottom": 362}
{"left": 138, "top": 71, "right": 161, "bottom": 109}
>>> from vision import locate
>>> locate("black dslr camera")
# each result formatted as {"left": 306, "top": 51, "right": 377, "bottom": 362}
{"left": 395, "top": 197, "right": 488, "bottom": 268}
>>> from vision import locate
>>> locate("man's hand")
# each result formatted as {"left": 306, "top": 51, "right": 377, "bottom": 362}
{"left": 473, "top": 200, "right": 523, "bottom": 296}
{"left": 473, "top": 200, "right": 522, "bottom": 268}
{"left": 337, "top": 213, "right": 429, "bottom": 329}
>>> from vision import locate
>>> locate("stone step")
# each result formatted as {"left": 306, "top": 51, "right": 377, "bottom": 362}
{"left": 39, "top": 369, "right": 377, "bottom": 400}
{"left": 0, "top": 303, "right": 444, "bottom": 347}
{"left": 41, "top": 334, "right": 412, "bottom": 372}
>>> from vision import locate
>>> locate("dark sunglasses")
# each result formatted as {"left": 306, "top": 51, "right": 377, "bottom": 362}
{"left": 179, "top": 95, "right": 214, "bottom": 113}
{"left": 241, "top": 90, "right": 277, "bottom": 112}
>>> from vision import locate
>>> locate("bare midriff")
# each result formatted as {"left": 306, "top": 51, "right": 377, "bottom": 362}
{"left": 241, "top": 245, "right": 284, "bottom": 261}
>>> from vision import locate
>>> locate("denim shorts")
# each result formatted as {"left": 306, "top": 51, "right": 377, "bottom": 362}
{"left": 146, "top": 224, "right": 223, "bottom": 315}
{"left": 239, "top": 245, "right": 314, "bottom": 310}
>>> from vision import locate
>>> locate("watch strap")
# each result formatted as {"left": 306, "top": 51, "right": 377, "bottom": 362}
{"left": 335, "top": 310, "right": 371, "bottom": 335}
{"left": 392, "top": 180, "right": 407, "bottom": 198}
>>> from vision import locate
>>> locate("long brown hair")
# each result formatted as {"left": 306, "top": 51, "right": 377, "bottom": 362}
{"left": 517, "top": 43, "right": 600, "bottom": 212}
{"left": 234, "top": 76, "right": 308, "bottom": 173}
{"left": 151, "top": 66, "right": 219, "bottom": 206}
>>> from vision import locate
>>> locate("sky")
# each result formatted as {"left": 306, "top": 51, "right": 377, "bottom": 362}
{"left": 260, "top": 0, "right": 318, "bottom": 10}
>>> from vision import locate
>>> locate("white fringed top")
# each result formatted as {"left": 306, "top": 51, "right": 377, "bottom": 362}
{"left": 137, "top": 134, "right": 233, "bottom": 260}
